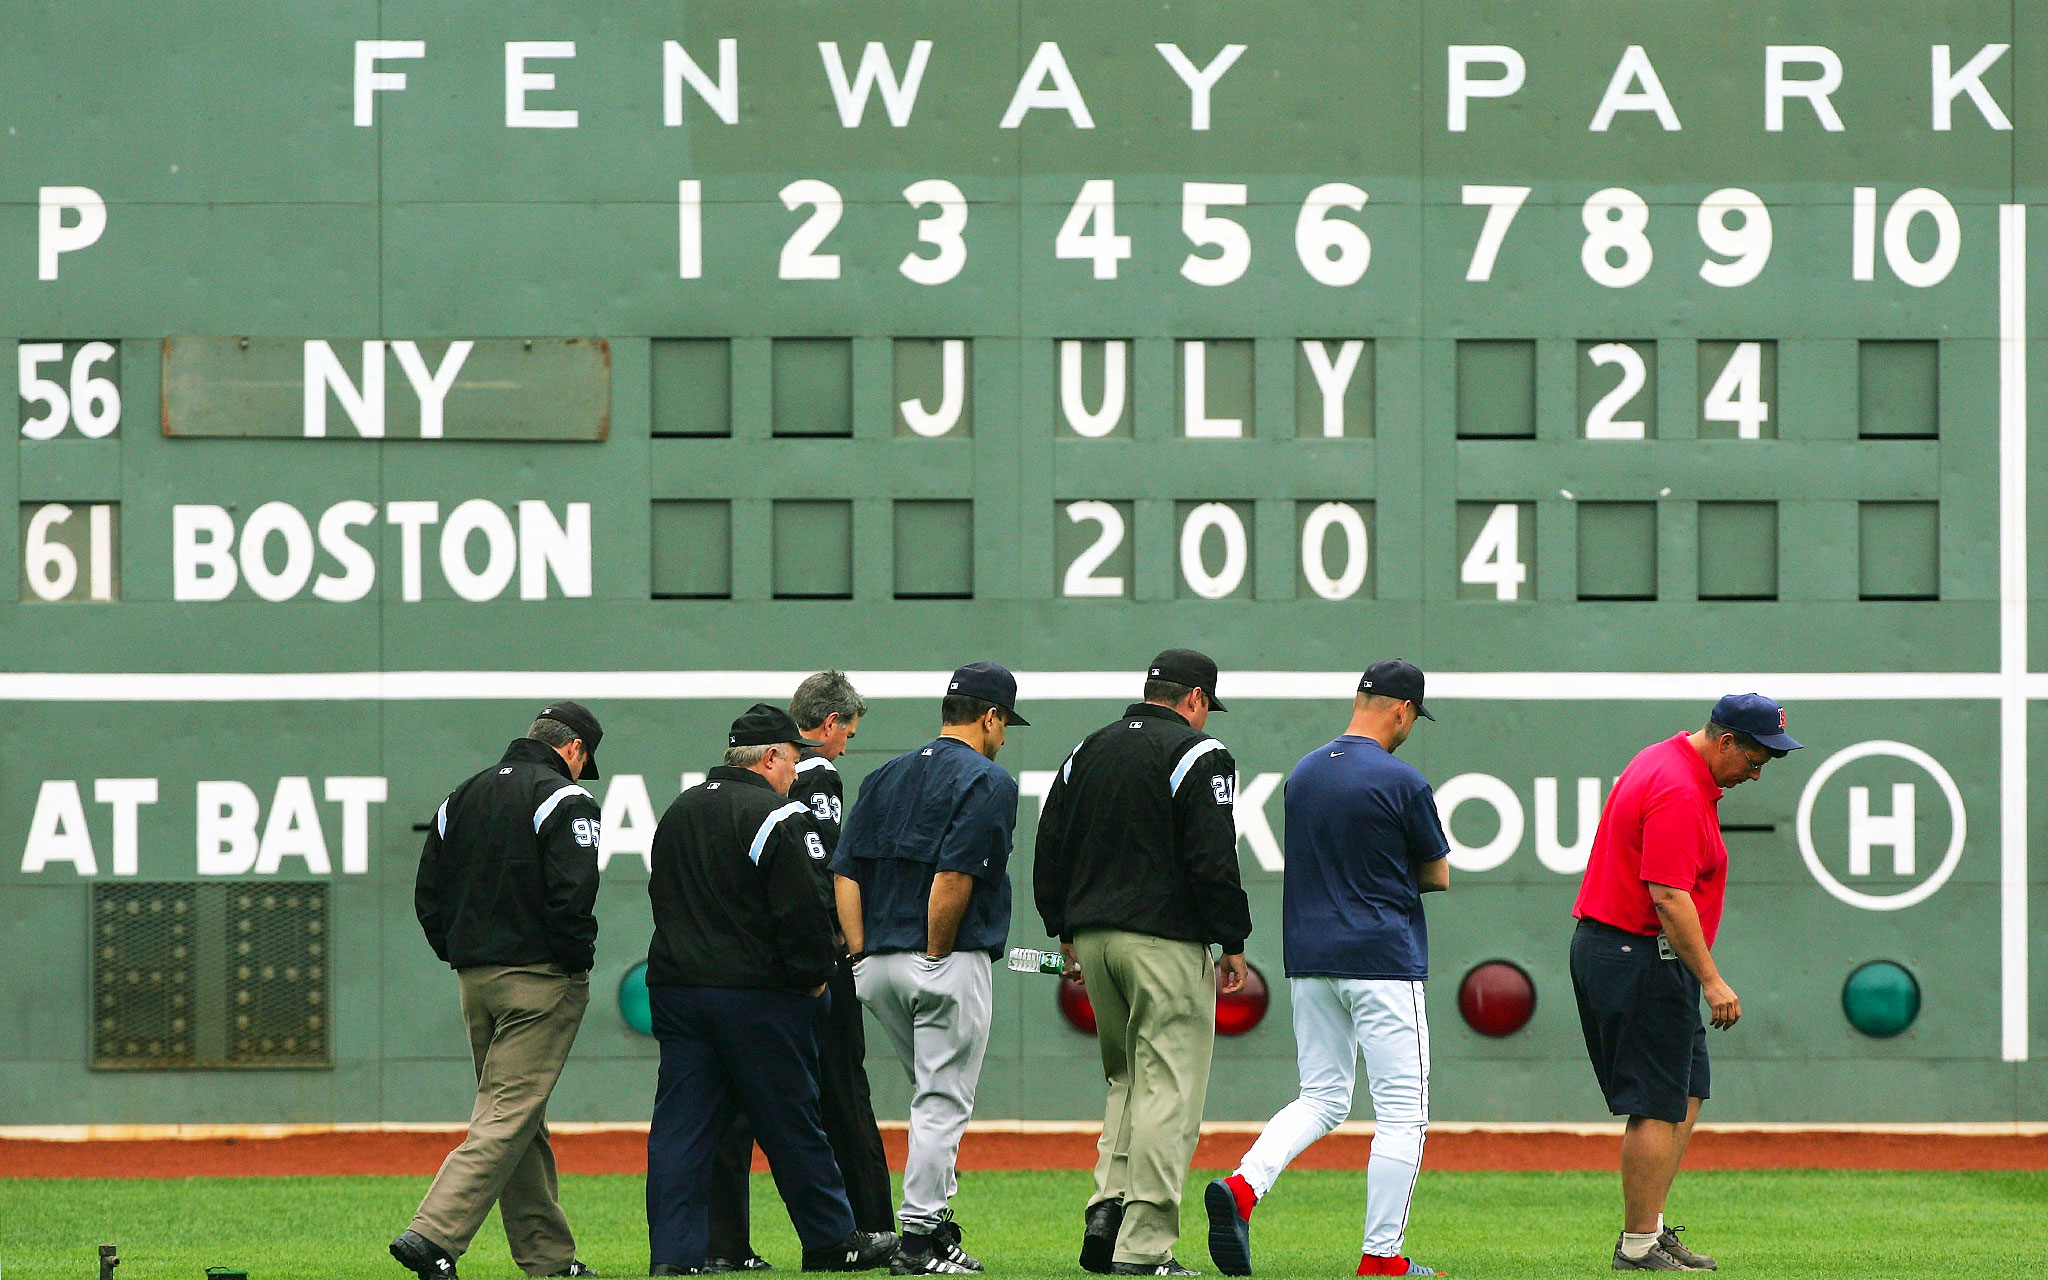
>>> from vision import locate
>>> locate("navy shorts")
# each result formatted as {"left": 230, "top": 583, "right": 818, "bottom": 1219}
{"left": 1569, "top": 920, "right": 1709, "bottom": 1124}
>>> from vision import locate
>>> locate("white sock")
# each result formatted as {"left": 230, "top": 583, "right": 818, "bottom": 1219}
{"left": 1620, "top": 1231, "right": 1659, "bottom": 1260}
{"left": 1656, "top": 1214, "right": 1665, "bottom": 1234}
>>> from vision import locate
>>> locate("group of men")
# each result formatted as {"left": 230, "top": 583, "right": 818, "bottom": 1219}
{"left": 390, "top": 649, "right": 1801, "bottom": 1279}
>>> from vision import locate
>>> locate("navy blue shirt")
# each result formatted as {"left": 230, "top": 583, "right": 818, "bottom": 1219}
{"left": 1282, "top": 735, "right": 1450, "bottom": 981}
{"left": 831, "top": 737, "right": 1018, "bottom": 957}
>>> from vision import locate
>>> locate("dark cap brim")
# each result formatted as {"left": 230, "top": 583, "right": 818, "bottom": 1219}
{"left": 1415, "top": 702, "right": 1435, "bottom": 722}
{"left": 1003, "top": 709, "right": 1030, "bottom": 727}
{"left": 796, "top": 735, "right": 824, "bottom": 749}
{"left": 1754, "top": 731, "right": 1801, "bottom": 753}
{"left": 581, "top": 747, "right": 601, "bottom": 779}
{"left": 1206, "top": 693, "right": 1228, "bottom": 712}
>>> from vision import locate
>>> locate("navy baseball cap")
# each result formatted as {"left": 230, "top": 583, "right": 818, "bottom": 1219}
{"left": 1148, "top": 648, "right": 1227, "bottom": 711}
{"left": 729, "top": 702, "right": 823, "bottom": 749}
{"left": 1358, "top": 659, "right": 1435, "bottom": 721}
{"left": 537, "top": 701, "right": 603, "bottom": 778}
{"left": 1710, "top": 693, "right": 1801, "bottom": 754}
{"left": 948, "top": 662, "right": 1029, "bottom": 726}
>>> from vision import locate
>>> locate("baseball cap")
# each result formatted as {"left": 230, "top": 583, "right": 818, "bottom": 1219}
{"left": 729, "top": 702, "right": 823, "bottom": 749}
{"left": 1148, "top": 648, "right": 1228, "bottom": 712}
{"left": 947, "top": 662, "right": 1029, "bottom": 726}
{"left": 1709, "top": 693, "right": 1802, "bottom": 754}
{"left": 1357, "top": 659, "right": 1435, "bottom": 721}
{"left": 537, "top": 701, "right": 604, "bottom": 778}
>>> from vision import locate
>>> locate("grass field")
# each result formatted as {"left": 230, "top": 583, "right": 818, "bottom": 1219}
{"left": 3, "top": 1169, "right": 2042, "bottom": 1280}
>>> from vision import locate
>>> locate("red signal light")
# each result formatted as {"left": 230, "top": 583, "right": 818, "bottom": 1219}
{"left": 1054, "top": 962, "right": 1270, "bottom": 1036}
{"left": 1457, "top": 960, "right": 1536, "bottom": 1037}
{"left": 1216, "top": 962, "right": 1269, "bottom": 1037}
{"left": 1057, "top": 973, "right": 1096, "bottom": 1034}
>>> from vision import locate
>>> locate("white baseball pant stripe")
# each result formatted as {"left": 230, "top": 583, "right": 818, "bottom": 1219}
{"left": 1233, "top": 977, "right": 1430, "bottom": 1257}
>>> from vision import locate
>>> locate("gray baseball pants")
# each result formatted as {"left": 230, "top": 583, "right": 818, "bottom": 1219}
{"left": 853, "top": 950, "right": 994, "bottom": 1235}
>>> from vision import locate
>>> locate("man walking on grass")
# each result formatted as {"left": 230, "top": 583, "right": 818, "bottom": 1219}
{"left": 1570, "top": 694, "right": 1800, "bottom": 1271}
{"left": 1204, "top": 661, "right": 1449, "bottom": 1279}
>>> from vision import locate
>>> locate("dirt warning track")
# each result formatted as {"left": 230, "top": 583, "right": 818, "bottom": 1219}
{"left": 3, "top": 1128, "right": 2043, "bottom": 1179}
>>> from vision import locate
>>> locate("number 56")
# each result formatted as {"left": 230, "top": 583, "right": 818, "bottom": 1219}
{"left": 19, "top": 341, "right": 121, "bottom": 439}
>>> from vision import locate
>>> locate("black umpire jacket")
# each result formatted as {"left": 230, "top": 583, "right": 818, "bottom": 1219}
{"left": 646, "top": 765, "right": 840, "bottom": 992}
{"left": 415, "top": 738, "right": 602, "bottom": 974}
{"left": 1034, "top": 702, "right": 1254, "bottom": 954}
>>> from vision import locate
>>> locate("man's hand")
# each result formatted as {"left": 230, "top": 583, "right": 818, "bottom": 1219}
{"left": 1060, "top": 941, "right": 1082, "bottom": 984}
{"left": 1703, "top": 978, "right": 1741, "bottom": 1029}
{"left": 808, "top": 983, "right": 828, "bottom": 998}
{"left": 1219, "top": 951, "right": 1248, "bottom": 995}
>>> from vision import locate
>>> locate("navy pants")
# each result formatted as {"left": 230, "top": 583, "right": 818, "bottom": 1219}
{"left": 647, "top": 984, "right": 856, "bottom": 1269}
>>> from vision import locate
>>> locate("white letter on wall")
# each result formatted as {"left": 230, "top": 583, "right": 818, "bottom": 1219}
{"left": 96, "top": 778, "right": 158, "bottom": 877}
{"left": 999, "top": 42, "right": 1094, "bottom": 128}
{"left": 1447, "top": 46, "right": 1525, "bottom": 131}
{"left": 22, "top": 780, "right": 95, "bottom": 874}
{"left": 819, "top": 41, "right": 931, "bottom": 127}
{"left": 519, "top": 501, "right": 592, "bottom": 599}
{"left": 505, "top": 41, "right": 579, "bottom": 128}
{"left": 256, "top": 776, "right": 331, "bottom": 875}
{"left": 1766, "top": 46, "right": 1844, "bottom": 132}
{"left": 325, "top": 776, "right": 387, "bottom": 875}
{"left": 1931, "top": 44, "right": 2011, "bottom": 131}
{"left": 196, "top": 781, "right": 261, "bottom": 875}
{"left": 664, "top": 39, "right": 738, "bottom": 125}
{"left": 1589, "top": 45, "right": 1681, "bottom": 131}
{"left": 354, "top": 40, "right": 425, "bottom": 126}
{"left": 38, "top": 187, "right": 107, "bottom": 281}
{"left": 1154, "top": 43, "right": 1246, "bottom": 131}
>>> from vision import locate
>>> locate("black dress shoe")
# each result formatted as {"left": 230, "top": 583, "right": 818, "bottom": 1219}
{"left": 651, "top": 1266, "right": 704, "bottom": 1276}
{"left": 802, "top": 1230, "right": 900, "bottom": 1272}
{"left": 547, "top": 1265, "right": 599, "bottom": 1277}
{"left": 705, "top": 1257, "right": 775, "bottom": 1273}
{"left": 390, "top": 1230, "right": 459, "bottom": 1279}
{"left": 1110, "top": 1259, "right": 1199, "bottom": 1276}
{"left": 1080, "top": 1200, "right": 1125, "bottom": 1274}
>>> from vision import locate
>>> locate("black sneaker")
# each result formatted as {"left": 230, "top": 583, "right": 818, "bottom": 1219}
{"left": 705, "top": 1259, "right": 776, "bottom": 1273}
{"left": 651, "top": 1267, "right": 705, "bottom": 1276}
{"left": 1080, "top": 1199, "right": 1124, "bottom": 1274}
{"left": 893, "top": 1213, "right": 983, "bottom": 1275}
{"left": 390, "top": 1230, "right": 459, "bottom": 1279}
{"left": 1203, "top": 1180, "right": 1252, "bottom": 1276}
{"left": 1110, "top": 1259, "right": 1199, "bottom": 1276}
{"left": 1658, "top": 1227, "right": 1715, "bottom": 1271}
{"left": 546, "top": 1266, "right": 599, "bottom": 1277}
{"left": 803, "top": 1231, "right": 901, "bottom": 1272}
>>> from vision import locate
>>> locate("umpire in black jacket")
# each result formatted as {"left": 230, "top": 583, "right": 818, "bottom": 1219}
{"left": 644, "top": 703, "right": 899, "bottom": 1277}
{"left": 1036, "top": 650, "right": 1254, "bottom": 1275}
{"left": 393, "top": 702, "right": 605, "bottom": 1280}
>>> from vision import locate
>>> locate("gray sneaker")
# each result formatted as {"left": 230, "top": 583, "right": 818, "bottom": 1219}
{"left": 1658, "top": 1227, "right": 1714, "bottom": 1271}
{"left": 1611, "top": 1235, "right": 1696, "bottom": 1270}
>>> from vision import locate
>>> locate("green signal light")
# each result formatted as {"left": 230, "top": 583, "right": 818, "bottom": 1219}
{"left": 1841, "top": 960, "right": 1920, "bottom": 1038}
{"left": 618, "top": 960, "right": 653, "bottom": 1036}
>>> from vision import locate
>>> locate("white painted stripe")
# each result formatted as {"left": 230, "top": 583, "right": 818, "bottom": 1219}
{"left": 2000, "top": 203, "right": 2029, "bottom": 1063}
{"left": 532, "top": 784, "right": 593, "bottom": 832}
{"left": 748, "top": 801, "right": 809, "bottom": 864}
{"left": 795, "top": 756, "right": 836, "bottom": 774}
{"left": 1168, "top": 738, "right": 1227, "bottom": 793}
{"left": 0, "top": 668, "right": 2010, "bottom": 702}
{"left": 7, "top": 1118, "right": 2047, "bottom": 1142}
{"left": 436, "top": 798, "right": 448, "bottom": 838}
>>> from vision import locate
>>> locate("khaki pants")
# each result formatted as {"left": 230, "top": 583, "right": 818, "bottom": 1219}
{"left": 412, "top": 964, "right": 590, "bottom": 1277}
{"left": 1075, "top": 929, "right": 1216, "bottom": 1265}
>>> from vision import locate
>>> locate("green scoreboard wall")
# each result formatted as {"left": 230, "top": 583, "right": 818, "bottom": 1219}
{"left": 1, "top": 1, "right": 2044, "bottom": 1124}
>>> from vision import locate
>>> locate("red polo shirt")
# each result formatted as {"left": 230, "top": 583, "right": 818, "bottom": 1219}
{"left": 1573, "top": 733, "right": 1729, "bottom": 947}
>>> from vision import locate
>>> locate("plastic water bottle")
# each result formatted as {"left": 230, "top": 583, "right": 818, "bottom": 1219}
{"left": 1007, "top": 947, "right": 1065, "bottom": 975}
